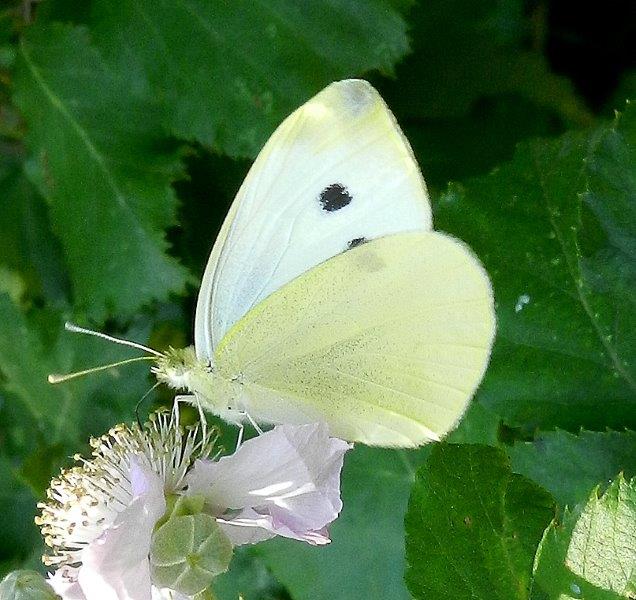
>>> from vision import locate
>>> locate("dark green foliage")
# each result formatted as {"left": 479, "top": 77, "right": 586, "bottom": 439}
{"left": 435, "top": 105, "right": 636, "bottom": 432}
{"left": 14, "top": 25, "right": 189, "bottom": 320}
{"left": 510, "top": 429, "right": 636, "bottom": 508}
{"left": 405, "top": 444, "right": 555, "bottom": 600}
{"left": 0, "top": 0, "right": 634, "bottom": 598}
{"left": 88, "top": 0, "right": 410, "bottom": 158}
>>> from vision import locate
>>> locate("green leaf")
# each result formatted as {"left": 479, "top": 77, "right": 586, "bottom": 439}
{"left": 373, "top": 0, "right": 592, "bottom": 188}
{"left": 13, "top": 24, "right": 188, "bottom": 320}
{"left": 87, "top": 0, "right": 410, "bottom": 157}
{"left": 510, "top": 430, "right": 636, "bottom": 508}
{"left": 88, "top": 0, "right": 407, "bottom": 156}
{"left": 0, "top": 570, "right": 58, "bottom": 600}
{"left": 150, "top": 512, "right": 233, "bottom": 596}
{"left": 213, "top": 548, "right": 290, "bottom": 600}
{"left": 0, "top": 154, "right": 68, "bottom": 305}
{"left": 532, "top": 475, "right": 636, "bottom": 599}
{"left": 0, "top": 266, "right": 23, "bottom": 304}
{"left": 381, "top": 0, "right": 590, "bottom": 125}
{"left": 405, "top": 444, "right": 555, "bottom": 600}
{"left": 583, "top": 101, "right": 636, "bottom": 378}
{"left": 0, "top": 294, "right": 152, "bottom": 444}
{"left": 398, "top": 94, "right": 570, "bottom": 189}
{"left": 0, "top": 5, "right": 22, "bottom": 143}
{"left": 447, "top": 400, "right": 501, "bottom": 446}
{"left": 257, "top": 445, "right": 429, "bottom": 600}
{"left": 0, "top": 454, "right": 39, "bottom": 575}
{"left": 435, "top": 102, "right": 636, "bottom": 431}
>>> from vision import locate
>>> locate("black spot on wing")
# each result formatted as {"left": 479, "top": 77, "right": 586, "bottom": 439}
{"left": 347, "top": 237, "right": 367, "bottom": 249}
{"left": 319, "top": 183, "right": 352, "bottom": 212}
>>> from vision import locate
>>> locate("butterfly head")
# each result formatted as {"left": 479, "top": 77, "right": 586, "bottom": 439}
{"left": 152, "top": 346, "right": 211, "bottom": 391}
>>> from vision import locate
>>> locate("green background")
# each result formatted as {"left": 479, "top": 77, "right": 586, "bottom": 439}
{"left": 0, "top": 1, "right": 634, "bottom": 598}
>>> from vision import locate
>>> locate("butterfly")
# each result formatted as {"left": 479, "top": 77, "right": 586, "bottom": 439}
{"left": 56, "top": 79, "right": 496, "bottom": 448}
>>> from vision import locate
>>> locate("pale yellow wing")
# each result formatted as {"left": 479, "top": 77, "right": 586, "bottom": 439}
{"left": 214, "top": 232, "right": 495, "bottom": 447}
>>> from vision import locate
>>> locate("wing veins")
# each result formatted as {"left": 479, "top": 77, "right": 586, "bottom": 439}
{"left": 242, "top": 298, "right": 491, "bottom": 374}
{"left": 364, "top": 351, "right": 485, "bottom": 372}
{"left": 322, "top": 366, "right": 466, "bottom": 410}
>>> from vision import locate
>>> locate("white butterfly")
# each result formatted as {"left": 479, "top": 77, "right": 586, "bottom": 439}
{"left": 56, "top": 80, "right": 495, "bottom": 448}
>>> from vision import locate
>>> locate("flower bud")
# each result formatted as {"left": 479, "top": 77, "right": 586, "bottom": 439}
{"left": 150, "top": 512, "right": 233, "bottom": 596}
{"left": 0, "top": 571, "right": 59, "bottom": 600}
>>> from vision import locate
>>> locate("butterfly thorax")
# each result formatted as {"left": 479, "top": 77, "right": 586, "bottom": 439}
{"left": 152, "top": 346, "right": 247, "bottom": 423}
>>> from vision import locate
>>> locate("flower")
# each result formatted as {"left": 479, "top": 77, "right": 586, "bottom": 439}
{"left": 37, "top": 413, "right": 351, "bottom": 600}
{"left": 187, "top": 423, "right": 351, "bottom": 546}
{"left": 38, "top": 413, "right": 212, "bottom": 600}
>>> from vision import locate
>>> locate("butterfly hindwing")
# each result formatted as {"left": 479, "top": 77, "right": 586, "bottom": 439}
{"left": 213, "top": 232, "right": 496, "bottom": 447}
{"left": 195, "top": 80, "right": 432, "bottom": 357}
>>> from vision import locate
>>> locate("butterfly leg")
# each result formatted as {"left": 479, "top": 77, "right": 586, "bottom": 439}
{"left": 192, "top": 393, "right": 208, "bottom": 441}
{"left": 171, "top": 394, "right": 189, "bottom": 424}
{"left": 233, "top": 412, "right": 261, "bottom": 451}
{"left": 172, "top": 393, "right": 208, "bottom": 441}
{"left": 234, "top": 423, "right": 244, "bottom": 452}
{"left": 243, "top": 410, "right": 263, "bottom": 435}
{"left": 134, "top": 382, "right": 161, "bottom": 427}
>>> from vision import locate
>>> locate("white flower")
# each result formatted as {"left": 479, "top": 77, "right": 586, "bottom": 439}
{"left": 187, "top": 423, "right": 351, "bottom": 546}
{"left": 38, "top": 413, "right": 213, "bottom": 600}
{"left": 37, "top": 414, "right": 351, "bottom": 600}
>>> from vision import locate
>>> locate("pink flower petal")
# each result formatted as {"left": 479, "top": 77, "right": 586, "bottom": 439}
{"left": 78, "top": 558, "right": 151, "bottom": 600}
{"left": 186, "top": 423, "right": 351, "bottom": 545}
{"left": 77, "top": 460, "right": 166, "bottom": 600}
{"left": 47, "top": 570, "right": 86, "bottom": 600}
{"left": 217, "top": 508, "right": 331, "bottom": 546}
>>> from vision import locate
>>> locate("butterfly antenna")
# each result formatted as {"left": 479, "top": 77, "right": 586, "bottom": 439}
{"left": 64, "top": 321, "right": 164, "bottom": 357}
{"left": 48, "top": 356, "right": 156, "bottom": 384}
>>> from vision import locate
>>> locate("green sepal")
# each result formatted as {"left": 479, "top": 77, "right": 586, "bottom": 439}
{"left": 155, "top": 493, "right": 207, "bottom": 531}
{"left": 0, "top": 571, "right": 59, "bottom": 600}
{"left": 171, "top": 494, "right": 206, "bottom": 518}
{"left": 150, "top": 508, "right": 233, "bottom": 596}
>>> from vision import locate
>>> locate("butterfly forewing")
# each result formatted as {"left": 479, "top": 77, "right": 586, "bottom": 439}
{"left": 194, "top": 80, "right": 432, "bottom": 357}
